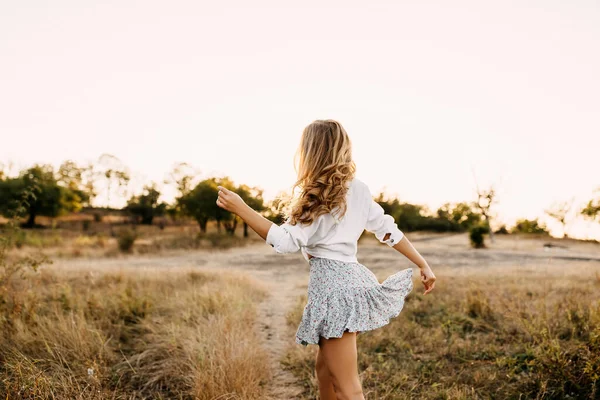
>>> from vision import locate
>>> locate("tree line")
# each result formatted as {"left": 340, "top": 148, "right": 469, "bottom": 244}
{"left": 1, "top": 156, "right": 599, "bottom": 238}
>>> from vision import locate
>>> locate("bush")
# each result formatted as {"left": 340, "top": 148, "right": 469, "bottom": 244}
{"left": 512, "top": 219, "right": 548, "bottom": 234}
{"left": 495, "top": 225, "right": 509, "bottom": 235}
{"left": 469, "top": 225, "right": 487, "bottom": 248}
{"left": 13, "top": 230, "right": 26, "bottom": 249}
{"left": 117, "top": 228, "right": 137, "bottom": 253}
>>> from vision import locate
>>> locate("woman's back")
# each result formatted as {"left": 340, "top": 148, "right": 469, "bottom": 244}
{"left": 266, "top": 177, "right": 404, "bottom": 263}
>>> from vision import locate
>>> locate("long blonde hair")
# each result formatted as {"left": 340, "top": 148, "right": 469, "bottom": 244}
{"left": 284, "top": 119, "right": 356, "bottom": 226}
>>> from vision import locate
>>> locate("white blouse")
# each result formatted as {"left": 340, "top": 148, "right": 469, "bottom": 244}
{"left": 265, "top": 177, "right": 405, "bottom": 263}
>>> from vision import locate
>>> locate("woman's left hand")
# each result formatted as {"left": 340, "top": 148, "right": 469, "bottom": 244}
{"left": 420, "top": 265, "right": 436, "bottom": 295}
{"left": 216, "top": 186, "right": 246, "bottom": 215}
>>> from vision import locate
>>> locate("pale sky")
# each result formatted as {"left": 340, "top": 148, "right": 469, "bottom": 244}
{"left": 1, "top": 0, "right": 599, "bottom": 239}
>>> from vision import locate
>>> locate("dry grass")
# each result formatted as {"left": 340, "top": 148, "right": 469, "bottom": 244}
{"left": 4, "top": 224, "right": 258, "bottom": 259}
{"left": 283, "top": 264, "right": 600, "bottom": 399}
{"left": 0, "top": 265, "right": 271, "bottom": 399}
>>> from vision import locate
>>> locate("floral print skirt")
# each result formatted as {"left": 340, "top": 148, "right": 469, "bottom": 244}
{"left": 295, "top": 256, "right": 414, "bottom": 346}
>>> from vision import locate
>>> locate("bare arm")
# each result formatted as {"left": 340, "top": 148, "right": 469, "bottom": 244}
{"left": 386, "top": 233, "right": 436, "bottom": 295}
{"left": 388, "top": 234, "right": 428, "bottom": 268}
{"left": 216, "top": 186, "right": 272, "bottom": 240}
{"left": 236, "top": 202, "right": 273, "bottom": 240}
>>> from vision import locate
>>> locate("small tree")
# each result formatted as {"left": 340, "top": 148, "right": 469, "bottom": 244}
{"left": 512, "top": 218, "right": 548, "bottom": 234}
{"left": 437, "top": 202, "right": 482, "bottom": 231}
{"left": 57, "top": 160, "right": 82, "bottom": 188}
{"left": 179, "top": 178, "right": 219, "bottom": 233}
{"left": 215, "top": 177, "right": 238, "bottom": 235}
{"left": 581, "top": 189, "right": 600, "bottom": 223}
{"left": 116, "top": 228, "right": 137, "bottom": 253}
{"left": 474, "top": 186, "right": 497, "bottom": 243}
{"left": 81, "top": 161, "right": 101, "bottom": 207}
{"left": 545, "top": 200, "right": 573, "bottom": 238}
{"left": 97, "top": 153, "right": 130, "bottom": 208}
{"left": 165, "top": 162, "right": 200, "bottom": 197}
{"left": 0, "top": 165, "right": 85, "bottom": 228}
{"left": 374, "top": 193, "right": 464, "bottom": 232}
{"left": 469, "top": 225, "right": 487, "bottom": 248}
{"left": 57, "top": 160, "right": 92, "bottom": 209}
{"left": 237, "top": 184, "right": 266, "bottom": 237}
{"left": 264, "top": 192, "right": 289, "bottom": 225}
{"left": 126, "top": 184, "right": 167, "bottom": 225}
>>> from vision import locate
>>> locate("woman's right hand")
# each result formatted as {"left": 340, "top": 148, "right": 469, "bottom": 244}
{"left": 419, "top": 265, "right": 436, "bottom": 295}
{"left": 216, "top": 186, "right": 247, "bottom": 215}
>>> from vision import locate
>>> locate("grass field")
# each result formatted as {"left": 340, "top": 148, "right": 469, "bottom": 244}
{"left": 284, "top": 262, "right": 600, "bottom": 399}
{"left": 1, "top": 220, "right": 600, "bottom": 399}
{"left": 0, "top": 265, "right": 270, "bottom": 399}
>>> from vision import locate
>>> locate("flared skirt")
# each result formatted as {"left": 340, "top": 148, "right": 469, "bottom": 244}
{"left": 295, "top": 256, "right": 414, "bottom": 346}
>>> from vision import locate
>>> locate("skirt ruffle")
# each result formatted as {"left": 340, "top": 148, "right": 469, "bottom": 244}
{"left": 295, "top": 259, "right": 413, "bottom": 346}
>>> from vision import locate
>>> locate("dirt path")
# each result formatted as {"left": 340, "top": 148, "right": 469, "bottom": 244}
{"left": 53, "top": 245, "right": 309, "bottom": 399}
{"left": 252, "top": 269, "right": 306, "bottom": 399}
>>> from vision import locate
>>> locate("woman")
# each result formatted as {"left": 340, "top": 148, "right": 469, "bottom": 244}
{"left": 216, "top": 119, "right": 436, "bottom": 400}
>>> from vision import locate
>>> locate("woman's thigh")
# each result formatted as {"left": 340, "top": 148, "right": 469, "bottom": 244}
{"left": 318, "top": 330, "right": 362, "bottom": 390}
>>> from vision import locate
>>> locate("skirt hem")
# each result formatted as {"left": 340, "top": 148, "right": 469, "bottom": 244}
{"left": 295, "top": 267, "right": 414, "bottom": 347}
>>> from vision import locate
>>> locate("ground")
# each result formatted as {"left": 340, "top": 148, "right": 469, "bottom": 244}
{"left": 44, "top": 232, "right": 600, "bottom": 398}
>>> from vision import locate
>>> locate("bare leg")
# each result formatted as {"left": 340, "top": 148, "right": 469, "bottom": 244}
{"left": 316, "top": 345, "right": 337, "bottom": 399}
{"left": 318, "top": 330, "right": 364, "bottom": 400}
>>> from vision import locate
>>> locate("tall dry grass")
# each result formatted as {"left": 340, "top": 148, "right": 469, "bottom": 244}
{"left": 283, "top": 264, "right": 600, "bottom": 399}
{"left": 0, "top": 266, "right": 271, "bottom": 399}
{"left": 7, "top": 227, "right": 255, "bottom": 259}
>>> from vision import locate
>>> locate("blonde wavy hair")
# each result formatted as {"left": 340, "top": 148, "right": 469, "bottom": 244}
{"left": 282, "top": 119, "right": 356, "bottom": 226}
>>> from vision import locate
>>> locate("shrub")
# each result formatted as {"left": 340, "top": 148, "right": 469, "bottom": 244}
{"left": 13, "top": 230, "right": 26, "bottom": 249}
{"left": 469, "top": 225, "right": 487, "bottom": 248}
{"left": 117, "top": 228, "right": 137, "bottom": 253}
{"left": 512, "top": 218, "right": 548, "bottom": 234}
{"left": 495, "top": 225, "right": 509, "bottom": 234}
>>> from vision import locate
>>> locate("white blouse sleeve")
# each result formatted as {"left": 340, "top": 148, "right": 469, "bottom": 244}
{"left": 365, "top": 194, "right": 404, "bottom": 247}
{"left": 265, "top": 216, "right": 325, "bottom": 254}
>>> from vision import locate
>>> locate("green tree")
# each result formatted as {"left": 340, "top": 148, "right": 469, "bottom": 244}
{"left": 216, "top": 177, "right": 238, "bottom": 235}
{"left": 57, "top": 160, "right": 84, "bottom": 191}
{"left": 469, "top": 225, "right": 487, "bottom": 248}
{"left": 179, "top": 178, "right": 219, "bottom": 233}
{"left": 474, "top": 186, "right": 497, "bottom": 243}
{"left": 395, "top": 203, "right": 426, "bottom": 231}
{"left": 56, "top": 160, "right": 92, "bottom": 208}
{"left": 165, "top": 162, "right": 201, "bottom": 221}
{"left": 436, "top": 202, "right": 482, "bottom": 230}
{"left": 545, "top": 200, "right": 573, "bottom": 238}
{"left": 236, "top": 184, "right": 266, "bottom": 237}
{"left": 166, "top": 162, "right": 199, "bottom": 197}
{"left": 0, "top": 165, "right": 85, "bottom": 228}
{"left": 373, "top": 193, "right": 463, "bottom": 232}
{"left": 263, "top": 192, "right": 288, "bottom": 225}
{"left": 581, "top": 190, "right": 600, "bottom": 222}
{"left": 81, "top": 162, "right": 100, "bottom": 207}
{"left": 126, "top": 184, "right": 167, "bottom": 225}
{"left": 512, "top": 218, "right": 548, "bottom": 235}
